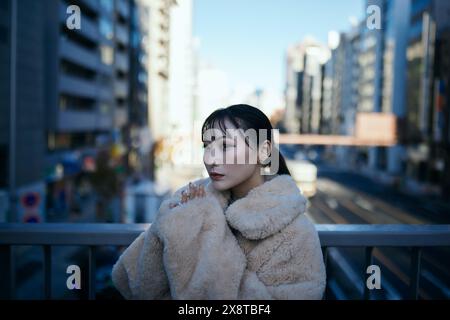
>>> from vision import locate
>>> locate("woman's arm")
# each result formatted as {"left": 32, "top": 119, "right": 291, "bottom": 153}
{"left": 238, "top": 219, "right": 327, "bottom": 300}
{"left": 111, "top": 218, "right": 170, "bottom": 299}
{"left": 111, "top": 179, "right": 246, "bottom": 300}
{"left": 156, "top": 184, "right": 325, "bottom": 300}
{"left": 155, "top": 191, "right": 247, "bottom": 299}
{"left": 113, "top": 180, "right": 325, "bottom": 300}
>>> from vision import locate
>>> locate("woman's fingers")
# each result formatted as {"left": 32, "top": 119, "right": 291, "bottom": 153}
{"left": 174, "top": 183, "right": 206, "bottom": 208}
{"left": 190, "top": 184, "right": 197, "bottom": 199}
{"left": 199, "top": 185, "right": 205, "bottom": 197}
{"left": 203, "top": 186, "right": 206, "bottom": 196}
{"left": 181, "top": 191, "right": 188, "bottom": 203}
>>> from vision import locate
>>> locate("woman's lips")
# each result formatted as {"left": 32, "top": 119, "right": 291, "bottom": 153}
{"left": 209, "top": 173, "right": 225, "bottom": 181}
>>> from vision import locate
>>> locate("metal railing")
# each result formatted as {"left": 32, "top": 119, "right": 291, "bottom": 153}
{"left": 1, "top": 223, "right": 450, "bottom": 300}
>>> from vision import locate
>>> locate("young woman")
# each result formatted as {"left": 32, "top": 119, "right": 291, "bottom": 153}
{"left": 112, "top": 104, "right": 326, "bottom": 299}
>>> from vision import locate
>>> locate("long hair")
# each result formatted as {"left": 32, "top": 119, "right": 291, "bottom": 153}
{"left": 201, "top": 104, "right": 291, "bottom": 176}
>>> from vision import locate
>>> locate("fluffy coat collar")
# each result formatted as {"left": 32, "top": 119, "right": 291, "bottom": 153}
{"left": 204, "top": 174, "right": 308, "bottom": 240}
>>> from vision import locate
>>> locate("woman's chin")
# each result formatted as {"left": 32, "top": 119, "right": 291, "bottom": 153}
{"left": 210, "top": 179, "right": 230, "bottom": 191}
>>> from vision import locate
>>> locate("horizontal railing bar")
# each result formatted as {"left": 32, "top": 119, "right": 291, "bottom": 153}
{"left": 0, "top": 224, "right": 450, "bottom": 247}
{"left": 317, "top": 224, "right": 450, "bottom": 247}
{"left": 0, "top": 223, "right": 149, "bottom": 246}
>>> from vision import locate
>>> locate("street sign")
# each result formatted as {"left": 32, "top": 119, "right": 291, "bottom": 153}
{"left": 17, "top": 182, "right": 46, "bottom": 223}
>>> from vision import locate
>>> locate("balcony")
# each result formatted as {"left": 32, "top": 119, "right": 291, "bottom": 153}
{"left": 57, "top": 109, "right": 97, "bottom": 132}
{"left": 78, "top": 0, "right": 100, "bottom": 14}
{"left": 59, "top": 38, "right": 100, "bottom": 72}
{"left": 57, "top": 108, "right": 115, "bottom": 132}
{"left": 115, "top": 24, "right": 129, "bottom": 46}
{"left": 59, "top": 74, "right": 97, "bottom": 99}
{"left": 115, "top": 51, "right": 129, "bottom": 73}
{"left": 114, "top": 106, "right": 128, "bottom": 127}
{"left": 114, "top": 79, "right": 129, "bottom": 99}
{"left": 0, "top": 223, "right": 449, "bottom": 300}
{"left": 96, "top": 111, "right": 114, "bottom": 130}
{"left": 116, "top": 0, "right": 130, "bottom": 19}
{"left": 98, "top": 83, "right": 114, "bottom": 101}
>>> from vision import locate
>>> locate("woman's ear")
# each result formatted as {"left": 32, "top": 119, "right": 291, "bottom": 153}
{"left": 258, "top": 140, "right": 272, "bottom": 166}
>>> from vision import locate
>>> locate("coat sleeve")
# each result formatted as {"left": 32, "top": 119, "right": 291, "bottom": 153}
{"left": 154, "top": 193, "right": 248, "bottom": 299}
{"left": 111, "top": 222, "right": 171, "bottom": 299}
{"left": 237, "top": 216, "right": 327, "bottom": 300}
{"left": 157, "top": 193, "right": 326, "bottom": 300}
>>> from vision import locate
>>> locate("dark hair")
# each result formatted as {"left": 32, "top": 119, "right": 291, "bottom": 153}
{"left": 201, "top": 104, "right": 291, "bottom": 176}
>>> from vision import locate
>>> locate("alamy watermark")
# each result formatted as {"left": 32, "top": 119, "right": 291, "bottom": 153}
{"left": 366, "top": 264, "right": 382, "bottom": 290}
{"left": 66, "top": 264, "right": 81, "bottom": 290}
{"left": 66, "top": 5, "right": 81, "bottom": 30}
{"left": 366, "top": 5, "right": 381, "bottom": 30}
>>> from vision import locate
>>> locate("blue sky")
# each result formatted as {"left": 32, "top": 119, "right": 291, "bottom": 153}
{"left": 193, "top": 0, "right": 364, "bottom": 95}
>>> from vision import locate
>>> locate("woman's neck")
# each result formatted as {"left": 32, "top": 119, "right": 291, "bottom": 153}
{"left": 230, "top": 170, "right": 265, "bottom": 201}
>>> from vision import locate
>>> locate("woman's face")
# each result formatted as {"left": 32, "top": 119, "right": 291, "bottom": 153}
{"left": 203, "top": 119, "right": 259, "bottom": 192}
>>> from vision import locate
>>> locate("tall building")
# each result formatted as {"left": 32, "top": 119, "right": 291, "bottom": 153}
{"left": 333, "top": 24, "right": 363, "bottom": 168}
{"left": 43, "top": 0, "right": 135, "bottom": 220}
{"left": 148, "top": 0, "right": 177, "bottom": 142}
{"left": 284, "top": 38, "right": 329, "bottom": 134}
{"left": 45, "top": 0, "right": 132, "bottom": 142}
{"left": 0, "top": 0, "right": 47, "bottom": 222}
{"left": 168, "top": 0, "right": 195, "bottom": 166}
{"left": 129, "top": 0, "right": 153, "bottom": 178}
{"left": 357, "top": 0, "right": 386, "bottom": 171}
{"left": 1, "top": 0, "right": 154, "bottom": 222}
{"left": 381, "top": 0, "right": 411, "bottom": 176}
{"left": 284, "top": 42, "right": 305, "bottom": 134}
{"left": 405, "top": 0, "right": 450, "bottom": 193}
{"left": 321, "top": 31, "right": 340, "bottom": 135}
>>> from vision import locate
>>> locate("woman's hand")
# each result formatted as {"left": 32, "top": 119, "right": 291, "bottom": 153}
{"left": 169, "top": 182, "right": 206, "bottom": 209}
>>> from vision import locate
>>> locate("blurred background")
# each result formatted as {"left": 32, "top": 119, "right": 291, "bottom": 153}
{"left": 0, "top": 0, "right": 450, "bottom": 300}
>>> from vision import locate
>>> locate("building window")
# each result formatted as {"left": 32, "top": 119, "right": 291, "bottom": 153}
{"left": 100, "top": 0, "right": 113, "bottom": 13}
{"left": 59, "top": 96, "right": 67, "bottom": 111}
{"left": 100, "top": 45, "right": 114, "bottom": 65}
{"left": 99, "top": 103, "right": 111, "bottom": 114}
{"left": 0, "top": 25, "right": 8, "bottom": 44}
{"left": 138, "top": 71, "right": 147, "bottom": 84}
{"left": 99, "top": 18, "right": 113, "bottom": 40}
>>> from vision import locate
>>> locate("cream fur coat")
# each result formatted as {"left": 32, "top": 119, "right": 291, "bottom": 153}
{"left": 111, "top": 174, "right": 326, "bottom": 300}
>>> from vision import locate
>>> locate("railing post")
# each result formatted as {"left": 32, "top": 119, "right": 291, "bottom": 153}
{"left": 88, "top": 246, "right": 96, "bottom": 300}
{"left": 0, "top": 245, "right": 15, "bottom": 299}
{"left": 409, "top": 247, "right": 422, "bottom": 300}
{"left": 363, "top": 246, "right": 374, "bottom": 300}
{"left": 43, "top": 245, "right": 52, "bottom": 300}
{"left": 322, "top": 246, "right": 330, "bottom": 300}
